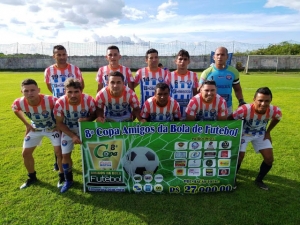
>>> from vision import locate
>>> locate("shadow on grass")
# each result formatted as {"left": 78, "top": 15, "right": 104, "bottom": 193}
{"left": 54, "top": 168, "right": 300, "bottom": 225}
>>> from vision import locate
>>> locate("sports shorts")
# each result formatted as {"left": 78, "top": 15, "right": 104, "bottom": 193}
{"left": 61, "top": 129, "right": 79, "bottom": 154}
{"left": 23, "top": 129, "right": 61, "bottom": 148}
{"left": 239, "top": 131, "right": 272, "bottom": 153}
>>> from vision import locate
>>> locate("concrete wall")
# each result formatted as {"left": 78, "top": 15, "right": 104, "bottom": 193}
{"left": 0, "top": 55, "right": 299, "bottom": 70}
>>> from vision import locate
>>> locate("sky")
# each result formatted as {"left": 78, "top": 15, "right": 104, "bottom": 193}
{"left": 0, "top": 0, "right": 300, "bottom": 45}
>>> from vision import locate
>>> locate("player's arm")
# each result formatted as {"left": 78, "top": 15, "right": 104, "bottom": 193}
{"left": 81, "top": 79, "right": 85, "bottom": 91}
{"left": 233, "top": 82, "right": 246, "bottom": 106}
{"left": 264, "top": 118, "right": 280, "bottom": 142}
{"left": 56, "top": 115, "right": 82, "bottom": 144}
{"left": 133, "top": 107, "right": 146, "bottom": 122}
{"left": 192, "top": 88, "right": 198, "bottom": 96}
{"left": 46, "top": 83, "right": 53, "bottom": 94}
{"left": 97, "top": 83, "right": 104, "bottom": 93}
{"left": 14, "top": 111, "right": 35, "bottom": 135}
{"left": 128, "top": 82, "right": 135, "bottom": 92}
{"left": 78, "top": 111, "right": 96, "bottom": 122}
{"left": 186, "top": 114, "right": 195, "bottom": 121}
{"left": 95, "top": 107, "right": 105, "bottom": 123}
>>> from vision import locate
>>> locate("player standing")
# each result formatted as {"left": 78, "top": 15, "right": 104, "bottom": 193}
{"left": 186, "top": 80, "right": 228, "bottom": 121}
{"left": 141, "top": 83, "right": 181, "bottom": 122}
{"left": 168, "top": 49, "right": 199, "bottom": 120}
{"left": 54, "top": 78, "right": 96, "bottom": 193}
{"left": 96, "top": 45, "right": 134, "bottom": 92}
{"left": 44, "top": 45, "right": 85, "bottom": 171}
{"left": 134, "top": 48, "right": 170, "bottom": 107}
{"left": 12, "top": 79, "right": 62, "bottom": 189}
{"left": 95, "top": 71, "right": 145, "bottom": 122}
{"left": 229, "top": 87, "right": 282, "bottom": 190}
{"left": 199, "top": 47, "right": 245, "bottom": 115}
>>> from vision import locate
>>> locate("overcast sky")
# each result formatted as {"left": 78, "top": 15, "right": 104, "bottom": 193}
{"left": 0, "top": 0, "right": 299, "bottom": 44}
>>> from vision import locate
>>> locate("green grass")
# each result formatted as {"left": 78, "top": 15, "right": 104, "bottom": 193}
{"left": 0, "top": 71, "right": 300, "bottom": 225}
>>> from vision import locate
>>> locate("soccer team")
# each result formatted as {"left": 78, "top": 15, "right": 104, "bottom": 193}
{"left": 12, "top": 45, "right": 282, "bottom": 193}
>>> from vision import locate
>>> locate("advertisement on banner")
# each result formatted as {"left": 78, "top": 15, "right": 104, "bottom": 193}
{"left": 79, "top": 120, "right": 242, "bottom": 194}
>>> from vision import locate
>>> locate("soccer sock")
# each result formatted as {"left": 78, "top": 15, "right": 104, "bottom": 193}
{"left": 256, "top": 161, "right": 272, "bottom": 181}
{"left": 58, "top": 172, "right": 65, "bottom": 181}
{"left": 28, "top": 171, "right": 37, "bottom": 179}
{"left": 236, "top": 163, "right": 241, "bottom": 173}
{"left": 62, "top": 164, "right": 73, "bottom": 182}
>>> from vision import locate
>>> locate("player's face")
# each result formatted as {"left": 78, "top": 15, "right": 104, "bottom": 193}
{"left": 213, "top": 48, "right": 228, "bottom": 67}
{"left": 22, "top": 84, "right": 40, "bottom": 103}
{"left": 106, "top": 49, "right": 121, "bottom": 66}
{"left": 200, "top": 84, "right": 216, "bottom": 103}
{"left": 66, "top": 87, "right": 82, "bottom": 105}
{"left": 108, "top": 76, "right": 124, "bottom": 97}
{"left": 155, "top": 88, "right": 169, "bottom": 107}
{"left": 175, "top": 55, "right": 190, "bottom": 70}
{"left": 53, "top": 49, "right": 68, "bottom": 65}
{"left": 253, "top": 93, "right": 272, "bottom": 114}
{"left": 146, "top": 53, "right": 159, "bottom": 69}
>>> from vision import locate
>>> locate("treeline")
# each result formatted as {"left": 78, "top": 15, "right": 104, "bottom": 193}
{"left": 235, "top": 41, "right": 300, "bottom": 56}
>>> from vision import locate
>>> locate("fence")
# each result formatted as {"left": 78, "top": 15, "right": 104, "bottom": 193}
{"left": 0, "top": 41, "right": 271, "bottom": 56}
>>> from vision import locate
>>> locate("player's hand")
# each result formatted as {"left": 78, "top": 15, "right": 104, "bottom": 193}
{"left": 264, "top": 132, "right": 272, "bottom": 143}
{"left": 25, "top": 124, "right": 35, "bottom": 135}
{"left": 78, "top": 118, "right": 88, "bottom": 122}
{"left": 139, "top": 118, "right": 147, "bottom": 123}
{"left": 96, "top": 116, "right": 105, "bottom": 123}
{"left": 72, "top": 135, "right": 82, "bottom": 145}
{"left": 238, "top": 99, "right": 246, "bottom": 106}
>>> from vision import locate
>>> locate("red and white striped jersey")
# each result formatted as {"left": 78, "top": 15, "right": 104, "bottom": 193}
{"left": 232, "top": 103, "right": 282, "bottom": 135}
{"left": 95, "top": 86, "right": 140, "bottom": 122}
{"left": 186, "top": 94, "right": 227, "bottom": 121}
{"left": 44, "top": 63, "right": 83, "bottom": 98}
{"left": 168, "top": 70, "right": 199, "bottom": 119}
{"left": 95, "top": 65, "right": 134, "bottom": 87}
{"left": 141, "top": 96, "right": 181, "bottom": 122}
{"left": 12, "top": 94, "right": 57, "bottom": 129}
{"left": 134, "top": 67, "right": 170, "bottom": 106}
{"left": 54, "top": 94, "right": 96, "bottom": 129}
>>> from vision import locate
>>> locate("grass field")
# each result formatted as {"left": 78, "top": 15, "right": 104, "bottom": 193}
{"left": 0, "top": 71, "right": 300, "bottom": 225}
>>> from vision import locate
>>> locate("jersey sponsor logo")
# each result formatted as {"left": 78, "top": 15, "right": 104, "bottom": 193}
{"left": 68, "top": 73, "right": 75, "bottom": 77}
{"left": 217, "top": 85, "right": 231, "bottom": 88}
{"left": 62, "top": 140, "right": 68, "bottom": 146}
{"left": 172, "top": 89, "right": 191, "bottom": 94}
{"left": 143, "top": 86, "right": 156, "bottom": 91}
{"left": 157, "top": 77, "right": 164, "bottom": 82}
{"left": 42, "top": 110, "right": 49, "bottom": 117}
{"left": 226, "top": 75, "right": 232, "bottom": 80}
{"left": 80, "top": 109, "right": 88, "bottom": 117}
{"left": 53, "top": 83, "right": 65, "bottom": 88}
{"left": 218, "top": 76, "right": 225, "bottom": 79}
{"left": 186, "top": 80, "right": 192, "bottom": 85}
{"left": 25, "top": 136, "right": 30, "bottom": 141}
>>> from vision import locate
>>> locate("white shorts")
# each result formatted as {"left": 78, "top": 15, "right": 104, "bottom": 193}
{"left": 61, "top": 129, "right": 79, "bottom": 154}
{"left": 240, "top": 132, "right": 272, "bottom": 153}
{"left": 23, "top": 129, "right": 61, "bottom": 149}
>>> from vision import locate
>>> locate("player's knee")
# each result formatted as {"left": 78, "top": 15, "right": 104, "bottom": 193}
{"left": 264, "top": 157, "right": 274, "bottom": 165}
{"left": 22, "top": 148, "right": 33, "bottom": 158}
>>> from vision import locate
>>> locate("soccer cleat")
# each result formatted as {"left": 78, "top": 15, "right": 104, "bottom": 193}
{"left": 57, "top": 174, "right": 65, "bottom": 188}
{"left": 60, "top": 181, "right": 73, "bottom": 193}
{"left": 255, "top": 180, "right": 269, "bottom": 190}
{"left": 20, "top": 177, "right": 37, "bottom": 189}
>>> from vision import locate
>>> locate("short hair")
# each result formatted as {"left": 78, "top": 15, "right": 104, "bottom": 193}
{"left": 21, "top": 79, "right": 38, "bottom": 87}
{"left": 254, "top": 87, "right": 272, "bottom": 100}
{"left": 145, "top": 48, "right": 158, "bottom": 58}
{"left": 108, "top": 71, "right": 124, "bottom": 82}
{"left": 202, "top": 80, "right": 217, "bottom": 87}
{"left": 107, "top": 45, "right": 120, "bottom": 53}
{"left": 177, "top": 49, "right": 190, "bottom": 59}
{"left": 64, "top": 78, "right": 82, "bottom": 90}
{"left": 158, "top": 63, "right": 163, "bottom": 67}
{"left": 53, "top": 45, "right": 66, "bottom": 54}
{"left": 155, "top": 82, "right": 170, "bottom": 92}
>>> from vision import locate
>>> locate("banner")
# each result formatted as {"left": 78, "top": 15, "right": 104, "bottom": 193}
{"left": 79, "top": 121, "right": 242, "bottom": 194}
